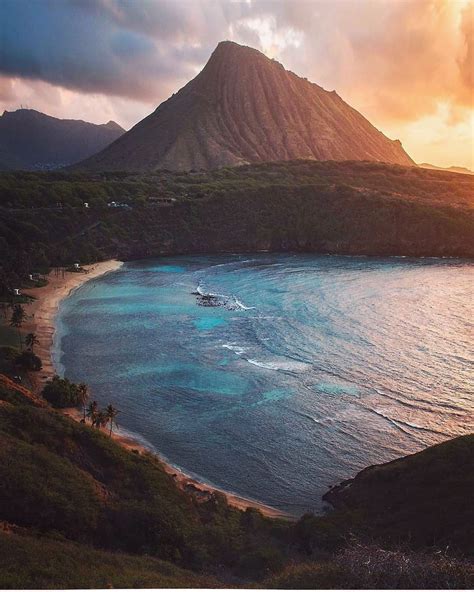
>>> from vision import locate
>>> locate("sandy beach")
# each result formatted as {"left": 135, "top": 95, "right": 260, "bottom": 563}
{"left": 25, "top": 260, "right": 291, "bottom": 520}
{"left": 23, "top": 260, "right": 123, "bottom": 392}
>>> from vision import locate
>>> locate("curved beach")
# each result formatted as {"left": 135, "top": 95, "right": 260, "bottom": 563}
{"left": 26, "top": 260, "right": 289, "bottom": 520}
{"left": 24, "top": 260, "right": 124, "bottom": 392}
{"left": 53, "top": 254, "right": 474, "bottom": 517}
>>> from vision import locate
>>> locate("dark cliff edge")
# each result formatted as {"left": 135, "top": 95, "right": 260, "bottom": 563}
{"left": 323, "top": 434, "right": 474, "bottom": 553}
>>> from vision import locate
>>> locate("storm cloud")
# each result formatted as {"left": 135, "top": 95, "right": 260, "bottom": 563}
{"left": 0, "top": 0, "right": 472, "bottom": 167}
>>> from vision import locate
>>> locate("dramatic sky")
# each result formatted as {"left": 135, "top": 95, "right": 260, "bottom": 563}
{"left": 0, "top": 0, "right": 472, "bottom": 168}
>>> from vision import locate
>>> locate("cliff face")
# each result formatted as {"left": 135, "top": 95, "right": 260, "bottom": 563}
{"left": 80, "top": 41, "right": 414, "bottom": 172}
{"left": 0, "top": 109, "right": 124, "bottom": 170}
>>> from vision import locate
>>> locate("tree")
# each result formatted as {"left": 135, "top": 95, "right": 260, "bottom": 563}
{"left": 15, "top": 350, "right": 42, "bottom": 371}
{"left": 93, "top": 410, "right": 108, "bottom": 430}
{"left": 10, "top": 304, "right": 27, "bottom": 350}
{"left": 25, "top": 332, "right": 40, "bottom": 352}
{"left": 41, "top": 375, "right": 82, "bottom": 408}
{"left": 77, "top": 383, "right": 89, "bottom": 421}
{"left": 105, "top": 404, "right": 119, "bottom": 437}
{"left": 86, "top": 400, "right": 98, "bottom": 424}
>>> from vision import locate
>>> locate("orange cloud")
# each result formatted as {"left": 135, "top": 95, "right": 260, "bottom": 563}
{"left": 0, "top": 0, "right": 472, "bottom": 168}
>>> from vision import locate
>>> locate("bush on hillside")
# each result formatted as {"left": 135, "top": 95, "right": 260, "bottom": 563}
{"left": 0, "top": 346, "right": 19, "bottom": 361}
{"left": 41, "top": 375, "right": 81, "bottom": 408}
{"left": 15, "top": 351, "right": 42, "bottom": 371}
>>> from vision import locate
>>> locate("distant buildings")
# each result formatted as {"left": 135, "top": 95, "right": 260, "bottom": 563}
{"left": 147, "top": 196, "right": 177, "bottom": 205}
{"left": 107, "top": 201, "right": 130, "bottom": 208}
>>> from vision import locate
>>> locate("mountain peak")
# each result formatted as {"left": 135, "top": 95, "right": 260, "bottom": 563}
{"left": 102, "top": 120, "right": 125, "bottom": 132}
{"left": 212, "top": 40, "right": 266, "bottom": 57}
{"left": 204, "top": 40, "right": 284, "bottom": 74}
{"left": 78, "top": 42, "right": 414, "bottom": 172}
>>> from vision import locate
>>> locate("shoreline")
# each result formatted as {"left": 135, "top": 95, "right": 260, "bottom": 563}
{"left": 23, "top": 260, "right": 124, "bottom": 393}
{"left": 63, "top": 406, "right": 291, "bottom": 520}
{"left": 26, "top": 260, "right": 292, "bottom": 521}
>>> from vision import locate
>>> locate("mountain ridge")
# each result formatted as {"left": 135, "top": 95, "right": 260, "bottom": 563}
{"left": 419, "top": 162, "right": 473, "bottom": 175}
{"left": 0, "top": 109, "right": 125, "bottom": 170}
{"left": 79, "top": 41, "right": 414, "bottom": 172}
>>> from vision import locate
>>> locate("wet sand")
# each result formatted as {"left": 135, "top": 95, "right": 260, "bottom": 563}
{"left": 27, "top": 261, "right": 291, "bottom": 520}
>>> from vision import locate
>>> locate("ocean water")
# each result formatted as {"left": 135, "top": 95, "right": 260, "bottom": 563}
{"left": 56, "top": 254, "right": 474, "bottom": 516}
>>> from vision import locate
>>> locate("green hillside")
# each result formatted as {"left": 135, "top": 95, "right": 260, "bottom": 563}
{"left": 323, "top": 433, "right": 474, "bottom": 551}
{"left": 0, "top": 375, "right": 472, "bottom": 588}
{"left": 1, "top": 161, "right": 473, "bottom": 286}
{"left": 0, "top": 531, "right": 219, "bottom": 589}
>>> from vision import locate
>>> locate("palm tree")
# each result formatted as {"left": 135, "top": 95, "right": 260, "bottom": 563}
{"left": 10, "top": 304, "right": 27, "bottom": 350}
{"left": 105, "top": 404, "right": 119, "bottom": 437}
{"left": 25, "top": 332, "right": 40, "bottom": 352}
{"left": 86, "top": 400, "right": 98, "bottom": 425}
{"left": 77, "top": 383, "right": 89, "bottom": 421}
{"left": 93, "top": 410, "right": 108, "bottom": 430}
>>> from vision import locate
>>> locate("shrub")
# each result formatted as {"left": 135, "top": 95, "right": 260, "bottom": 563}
{"left": 15, "top": 351, "right": 42, "bottom": 371}
{"left": 0, "top": 346, "right": 19, "bottom": 361}
{"left": 266, "top": 544, "right": 474, "bottom": 589}
{"left": 41, "top": 375, "right": 81, "bottom": 408}
{"left": 238, "top": 545, "right": 285, "bottom": 579}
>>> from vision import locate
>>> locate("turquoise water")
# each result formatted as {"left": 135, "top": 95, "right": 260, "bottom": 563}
{"left": 57, "top": 254, "right": 474, "bottom": 515}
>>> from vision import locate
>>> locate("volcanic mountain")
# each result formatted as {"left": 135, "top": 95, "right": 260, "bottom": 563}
{"left": 79, "top": 41, "right": 414, "bottom": 172}
{"left": 0, "top": 109, "right": 124, "bottom": 170}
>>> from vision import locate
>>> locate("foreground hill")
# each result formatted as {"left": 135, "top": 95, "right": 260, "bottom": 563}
{"left": 79, "top": 41, "right": 413, "bottom": 172}
{"left": 324, "top": 434, "right": 474, "bottom": 551}
{"left": 0, "top": 109, "right": 124, "bottom": 170}
{"left": 1, "top": 161, "right": 473, "bottom": 281}
{"left": 0, "top": 376, "right": 472, "bottom": 588}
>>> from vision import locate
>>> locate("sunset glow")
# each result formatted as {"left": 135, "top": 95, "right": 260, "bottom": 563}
{"left": 0, "top": 0, "right": 472, "bottom": 168}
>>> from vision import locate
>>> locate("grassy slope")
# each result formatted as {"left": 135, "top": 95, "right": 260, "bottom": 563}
{"left": 0, "top": 376, "right": 472, "bottom": 588}
{"left": 323, "top": 434, "right": 474, "bottom": 552}
{"left": 265, "top": 545, "right": 474, "bottom": 589}
{"left": 0, "top": 377, "right": 290, "bottom": 587}
{"left": 0, "top": 531, "right": 219, "bottom": 589}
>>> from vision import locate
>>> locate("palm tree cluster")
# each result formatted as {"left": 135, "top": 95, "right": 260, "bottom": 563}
{"left": 84, "top": 397, "right": 119, "bottom": 436}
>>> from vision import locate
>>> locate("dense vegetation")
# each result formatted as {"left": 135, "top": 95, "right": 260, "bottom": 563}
{"left": 41, "top": 375, "right": 84, "bottom": 408}
{"left": 0, "top": 160, "right": 473, "bottom": 587}
{"left": 0, "top": 375, "right": 472, "bottom": 588}
{"left": 1, "top": 161, "right": 473, "bottom": 286}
